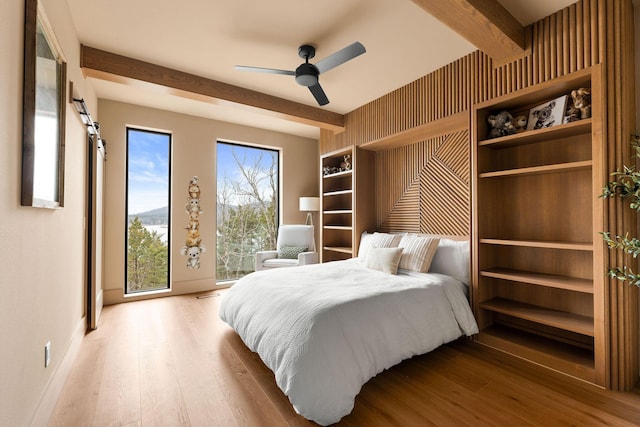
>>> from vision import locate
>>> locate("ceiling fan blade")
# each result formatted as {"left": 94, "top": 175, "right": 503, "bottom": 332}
{"left": 309, "top": 83, "right": 329, "bottom": 106}
{"left": 234, "top": 65, "right": 295, "bottom": 76}
{"left": 315, "top": 41, "right": 366, "bottom": 74}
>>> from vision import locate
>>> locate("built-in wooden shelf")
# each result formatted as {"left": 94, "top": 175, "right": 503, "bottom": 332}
{"left": 480, "top": 268, "right": 594, "bottom": 294}
{"left": 479, "top": 160, "right": 592, "bottom": 179}
{"left": 323, "top": 170, "right": 352, "bottom": 179}
{"left": 323, "top": 246, "right": 353, "bottom": 254}
{"left": 479, "top": 239, "right": 593, "bottom": 251}
{"left": 472, "top": 66, "right": 605, "bottom": 386}
{"left": 323, "top": 189, "right": 353, "bottom": 197}
{"left": 481, "top": 298, "right": 594, "bottom": 337}
{"left": 323, "top": 226, "right": 352, "bottom": 231}
{"left": 478, "top": 119, "right": 592, "bottom": 148}
{"left": 475, "top": 325, "right": 596, "bottom": 384}
{"left": 323, "top": 209, "right": 353, "bottom": 215}
{"left": 320, "top": 147, "right": 375, "bottom": 263}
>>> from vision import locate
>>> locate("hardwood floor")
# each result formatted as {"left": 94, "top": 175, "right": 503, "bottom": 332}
{"left": 49, "top": 291, "right": 640, "bottom": 426}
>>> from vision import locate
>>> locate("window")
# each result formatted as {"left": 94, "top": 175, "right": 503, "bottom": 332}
{"left": 216, "top": 141, "right": 279, "bottom": 282}
{"left": 126, "top": 128, "right": 171, "bottom": 293}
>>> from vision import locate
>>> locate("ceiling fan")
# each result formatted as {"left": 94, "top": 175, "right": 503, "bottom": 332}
{"left": 234, "top": 41, "right": 366, "bottom": 106}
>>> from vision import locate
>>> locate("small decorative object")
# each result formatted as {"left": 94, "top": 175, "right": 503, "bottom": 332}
{"left": 182, "top": 176, "right": 205, "bottom": 269}
{"left": 188, "top": 176, "right": 201, "bottom": 198}
{"left": 571, "top": 88, "right": 591, "bottom": 120}
{"left": 527, "top": 95, "right": 567, "bottom": 130}
{"left": 487, "top": 111, "right": 516, "bottom": 139}
{"left": 564, "top": 96, "right": 581, "bottom": 123}
{"left": 513, "top": 114, "right": 528, "bottom": 132}
{"left": 181, "top": 245, "right": 206, "bottom": 269}
{"left": 340, "top": 154, "right": 352, "bottom": 171}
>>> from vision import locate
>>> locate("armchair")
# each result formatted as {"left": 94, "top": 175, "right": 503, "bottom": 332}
{"left": 255, "top": 224, "right": 318, "bottom": 271}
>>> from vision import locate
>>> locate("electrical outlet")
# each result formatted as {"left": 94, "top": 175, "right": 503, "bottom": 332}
{"left": 44, "top": 341, "right": 51, "bottom": 368}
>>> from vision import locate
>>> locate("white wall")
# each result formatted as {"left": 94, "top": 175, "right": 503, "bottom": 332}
{"left": 98, "top": 100, "right": 319, "bottom": 304}
{"left": 0, "top": 0, "right": 98, "bottom": 425}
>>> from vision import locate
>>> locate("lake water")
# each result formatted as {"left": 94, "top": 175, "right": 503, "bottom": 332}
{"left": 144, "top": 225, "right": 169, "bottom": 243}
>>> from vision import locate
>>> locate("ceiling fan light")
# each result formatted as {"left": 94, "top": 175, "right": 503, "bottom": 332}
{"left": 295, "top": 63, "right": 319, "bottom": 87}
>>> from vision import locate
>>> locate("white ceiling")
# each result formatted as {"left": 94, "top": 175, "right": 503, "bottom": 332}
{"left": 65, "top": 0, "right": 578, "bottom": 139}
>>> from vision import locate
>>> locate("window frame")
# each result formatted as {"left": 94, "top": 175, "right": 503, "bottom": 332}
{"left": 216, "top": 139, "right": 281, "bottom": 283}
{"left": 125, "top": 127, "right": 172, "bottom": 294}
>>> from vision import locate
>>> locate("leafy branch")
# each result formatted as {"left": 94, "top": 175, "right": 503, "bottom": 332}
{"left": 600, "top": 131, "right": 640, "bottom": 287}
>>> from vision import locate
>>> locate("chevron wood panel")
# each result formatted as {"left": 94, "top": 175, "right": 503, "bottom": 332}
{"left": 376, "top": 130, "right": 469, "bottom": 236}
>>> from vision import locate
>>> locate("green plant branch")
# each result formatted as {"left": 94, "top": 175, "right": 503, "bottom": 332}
{"left": 600, "top": 131, "right": 640, "bottom": 287}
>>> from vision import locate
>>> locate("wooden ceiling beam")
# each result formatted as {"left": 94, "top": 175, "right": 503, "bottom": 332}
{"left": 80, "top": 45, "right": 344, "bottom": 132}
{"left": 410, "top": 0, "right": 525, "bottom": 62}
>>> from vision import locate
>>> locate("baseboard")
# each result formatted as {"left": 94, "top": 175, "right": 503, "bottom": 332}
{"left": 104, "top": 278, "right": 219, "bottom": 305}
{"left": 30, "top": 316, "right": 86, "bottom": 427}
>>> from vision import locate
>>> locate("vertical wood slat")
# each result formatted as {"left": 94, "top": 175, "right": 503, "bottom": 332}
{"left": 319, "top": 0, "right": 637, "bottom": 390}
{"left": 320, "top": 0, "right": 616, "bottom": 155}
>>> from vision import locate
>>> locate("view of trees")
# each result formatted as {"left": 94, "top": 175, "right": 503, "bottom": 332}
{"left": 127, "top": 216, "right": 169, "bottom": 291}
{"left": 216, "top": 144, "right": 278, "bottom": 281}
{"left": 126, "top": 128, "right": 170, "bottom": 293}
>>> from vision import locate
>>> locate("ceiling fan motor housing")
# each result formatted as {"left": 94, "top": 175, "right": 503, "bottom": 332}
{"left": 295, "top": 63, "right": 319, "bottom": 87}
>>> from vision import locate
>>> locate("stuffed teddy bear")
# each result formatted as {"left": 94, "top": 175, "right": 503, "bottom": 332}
{"left": 185, "top": 197, "right": 203, "bottom": 215}
{"left": 564, "top": 97, "right": 580, "bottom": 123}
{"left": 188, "top": 210, "right": 200, "bottom": 222}
{"left": 185, "top": 229, "right": 201, "bottom": 247}
{"left": 531, "top": 101, "right": 556, "bottom": 129}
{"left": 571, "top": 88, "right": 591, "bottom": 119}
{"left": 186, "top": 217, "right": 199, "bottom": 231}
{"left": 181, "top": 245, "right": 206, "bottom": 269}
{"left": 487, "top": 111, "right": 516, "bottom": 138}
{"left": 188, "top": 176, "right": 200, "bottom": 199}
{"left": 340, "top": 154, "right": 351, "bottom": 171}
{"left": 513, "top": 114, "right": 528, "bottom": 132}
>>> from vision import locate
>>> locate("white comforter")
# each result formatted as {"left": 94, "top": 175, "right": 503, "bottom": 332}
{"left": 219, "top": 259, "right": 478, "bottom": 425}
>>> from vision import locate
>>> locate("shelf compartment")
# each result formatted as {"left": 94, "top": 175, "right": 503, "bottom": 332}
{"left": 479, "top": 119, "right": 592, "bottom": 148}
{"left": 479, "top": 160, "right": 592, "bottom": 178}
{"left": 480, "top": 298, "right": 594, "bottom": 336}
{"left": 475, "top": 324, "right": 595, "bottom": 384}
{"left": 323, "top": 209, "right": 353, "bottom": 215}
{"left": 480, "top": 239, "right": 593, "bottom": 251}
{"left": 480, "top": 268, "right": 593, "bottom": 294}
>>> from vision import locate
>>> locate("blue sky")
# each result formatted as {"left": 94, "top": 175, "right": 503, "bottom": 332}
{"left": 217, "top": 142, "right": 278, "bottom": 183}
{"left": 127, "top": 129, "right": 170, "bottom": 215}
{"left": 126, "top": 134, "right": 278, "bottom": 215}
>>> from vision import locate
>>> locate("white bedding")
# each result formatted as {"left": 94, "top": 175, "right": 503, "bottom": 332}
{"left": 219, "top": 259, "right": 478, "bottom": 425}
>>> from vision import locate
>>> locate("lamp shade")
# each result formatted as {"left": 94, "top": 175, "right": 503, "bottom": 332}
{"left": 299, "top": 196, "right": 319, "bottom": 212}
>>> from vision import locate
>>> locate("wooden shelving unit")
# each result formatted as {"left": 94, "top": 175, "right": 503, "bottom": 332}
{"left": 320, "top": 147, "right": 375, "bottom": 262}
{"left": 471, "top": 66, "right": 606, "bottom": 386}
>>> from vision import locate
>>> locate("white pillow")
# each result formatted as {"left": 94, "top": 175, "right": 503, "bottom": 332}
{"left": 429, "top": 239, "right": 470, "bottom": 285}
{"left": 398, "top": 234, "right": 440, "bottom": 272}
{"left": 365, "top": 247, "right": 404, "bottom": 274}
{"left": 358, "top": 232, "right": 402, "bottom": 260}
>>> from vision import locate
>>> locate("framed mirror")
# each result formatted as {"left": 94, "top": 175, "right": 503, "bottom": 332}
{"left": 22, "top": 0, "right": 67, "bottom": 208}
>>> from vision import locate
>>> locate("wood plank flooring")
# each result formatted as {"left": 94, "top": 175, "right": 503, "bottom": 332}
{"left": 49, "top": 291, "right": 640, "bottom": 426}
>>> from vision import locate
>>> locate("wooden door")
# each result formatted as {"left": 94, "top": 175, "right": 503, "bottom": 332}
{"left": 88, "top": 136, "right": 105, "bottom": 329}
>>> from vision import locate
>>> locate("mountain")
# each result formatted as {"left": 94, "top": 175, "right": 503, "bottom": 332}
{"left": 129, "top": 206, "right": 168, "bottom": 225}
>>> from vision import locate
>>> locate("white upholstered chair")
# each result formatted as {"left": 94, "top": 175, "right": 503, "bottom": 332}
{"left": 255, "top": 224, "right": 318, "bottom": 271}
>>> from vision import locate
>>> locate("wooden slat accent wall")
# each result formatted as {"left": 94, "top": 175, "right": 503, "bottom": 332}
{"left": 376, "top": 130, "right": 470, "bottom": 236}
{"left": 320, "top": 0, "right": 638, "bottom": 390}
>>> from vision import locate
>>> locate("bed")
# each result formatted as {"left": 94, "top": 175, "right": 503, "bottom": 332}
{"left": 219, "top": 233, "right": 478, "bottom": 425}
